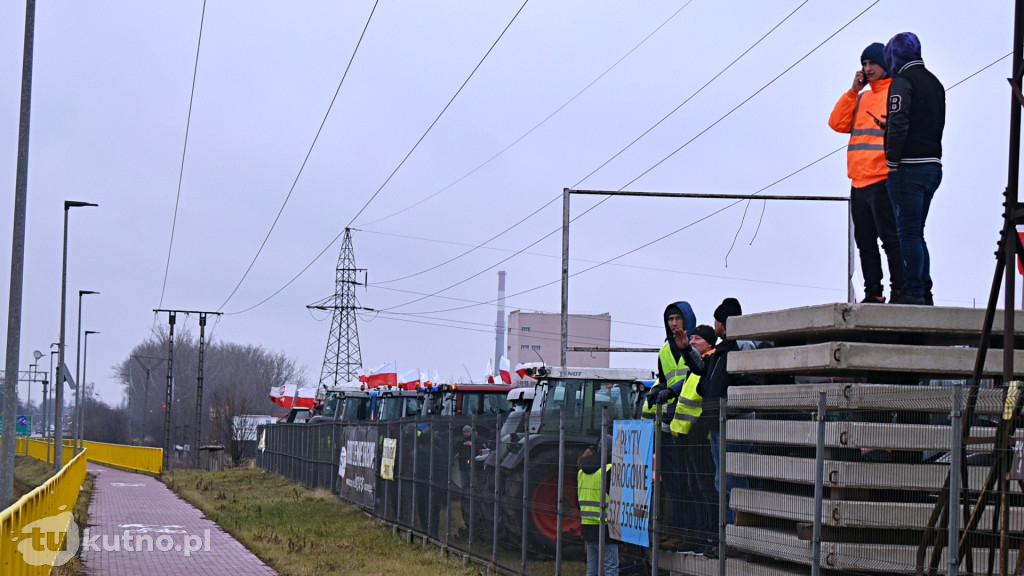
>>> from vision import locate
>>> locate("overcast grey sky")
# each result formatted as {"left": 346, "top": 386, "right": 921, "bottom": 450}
{"left": 0, "top": 1, "right": 1017, "bottom": 406}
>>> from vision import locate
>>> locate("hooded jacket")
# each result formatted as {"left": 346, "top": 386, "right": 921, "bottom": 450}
{"left": 649, "top": 301, "right": 696, "bottom": 420}
{"left": 656, "top": 301, "right": 696, "bottom": 384}
{"left": 883, "top": 33, "right": 945, "bottom": 168}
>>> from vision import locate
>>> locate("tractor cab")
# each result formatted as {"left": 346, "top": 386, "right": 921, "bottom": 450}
{"left": 311, "top": 382, "right": 376, "bottom": 423}
{"left": 420, "top": 383, "right": 512, "bottom": 416}
{"left": 528, "top": 366, "right": 654, "bottom": 437}
{"left": 374, "top": 387, "right": 423, "bottom": 421}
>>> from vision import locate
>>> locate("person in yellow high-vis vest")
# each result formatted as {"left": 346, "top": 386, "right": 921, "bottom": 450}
{"left": 646, "top": 302, "right": 694, "bottom": 546}
{"left": 667, "top": 325, "right": 719, "bottom": 555}
{"left": 577, "top": 445, "right": 617, "bottom": 576}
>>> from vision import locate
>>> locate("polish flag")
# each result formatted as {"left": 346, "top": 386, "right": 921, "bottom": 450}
{"left": 485, "top": 358, "right": 495, "bottom": 384}
{"left": 499, "top": 356, "right": 512, "bottom": 384}
{"left": 398, "top": 369, "right": 421, "bottom": 390}
{"left": 515, "top": 362, "right": 543, "bottom": 380}
{"left": 269, "top": 385, "right": 316, "bottom": 409}
{"left": 269, "top": 384, "right": 296, "bottom": 409}
{"left": 295, "top": 387, "right": 317, "bottom": 409}
{"left": 420, "top": 370, "right": 434, "bottom": 388}
{"left": 364, "top": 360, "right": 398, "bottom": 388}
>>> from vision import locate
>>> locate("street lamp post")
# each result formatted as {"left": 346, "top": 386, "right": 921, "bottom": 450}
{"left": 30, "top": 350, "right": 42, "bottom": 434}
{"left": 81, "top": 330, "right": 97, "bottom": 445}
{"left": 46, "top": 344, "right": 57, "bottom": 440}
{"left": 74, "top": 290, "right": 97, "bottom": 454}
{"left": 55, "top": 200, "right": 97, "bottom": 471}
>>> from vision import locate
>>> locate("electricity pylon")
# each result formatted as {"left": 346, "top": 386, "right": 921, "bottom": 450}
{"left": 308, "top": 228, "right": 366, "bottom": 393}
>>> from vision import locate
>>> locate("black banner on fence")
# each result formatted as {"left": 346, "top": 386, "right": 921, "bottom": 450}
{"left": 338, "top": 425, "right": 377, "bottom": 507}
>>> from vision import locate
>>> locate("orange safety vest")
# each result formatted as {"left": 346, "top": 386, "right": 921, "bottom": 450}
{"left": 828, "top": 77, "right": 891, "bottom": 188}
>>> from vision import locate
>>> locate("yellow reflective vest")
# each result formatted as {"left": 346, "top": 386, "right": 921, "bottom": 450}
{"left": 669, "top": 372, "right": 703, "bottom": 436}
{"left": 643, "top": 344, "right": 686, "bottom": 418}
{"left": 577, "top": 463, "right": 613, "bottom": 525}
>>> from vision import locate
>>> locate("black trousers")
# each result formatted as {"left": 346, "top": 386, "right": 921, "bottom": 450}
{"left": 851, "top": 180, "right": 903, "bottom": 296}
{"left": 681, "top": 431, "right": 717, "bottom": 543}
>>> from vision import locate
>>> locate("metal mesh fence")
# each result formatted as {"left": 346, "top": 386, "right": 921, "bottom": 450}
{"left": 255, "top": 381, "right": 1024, "bottom": 576}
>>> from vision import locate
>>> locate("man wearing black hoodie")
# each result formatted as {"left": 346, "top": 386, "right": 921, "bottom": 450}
{"left": 883, "top": 32, "right": 945, "bottom": 306}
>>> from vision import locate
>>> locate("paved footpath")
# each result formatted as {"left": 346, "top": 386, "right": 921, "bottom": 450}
{"left": 81, "top": 463, "right": 278, "bottom": 576}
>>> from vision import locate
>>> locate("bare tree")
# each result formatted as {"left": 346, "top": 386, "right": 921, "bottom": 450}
{"left": 115, "top": 328, "right": 306, "bottom": 459}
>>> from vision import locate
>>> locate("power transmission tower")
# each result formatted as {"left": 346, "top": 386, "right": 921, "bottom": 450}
{"left": 308, "top": 228, "right": 366, "bottom": 393}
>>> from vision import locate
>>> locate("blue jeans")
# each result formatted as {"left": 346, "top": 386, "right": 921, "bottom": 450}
{"left": 887, "top": 164, "right": 942, "bottom": 297}
{"left": 585, "top": 540, "right": 618, "bottom": 576}
{"left": 709, "top": 430, "right": 750, "bottom": 526}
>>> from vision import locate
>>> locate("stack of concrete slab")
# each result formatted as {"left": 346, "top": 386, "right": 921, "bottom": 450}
{"left": 661, "top": 303, "right": 1024, "bottom": 576}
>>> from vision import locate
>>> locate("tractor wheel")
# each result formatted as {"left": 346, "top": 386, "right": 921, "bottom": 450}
{"left": 503, "top": 448, "right": 584, "bottom": 558}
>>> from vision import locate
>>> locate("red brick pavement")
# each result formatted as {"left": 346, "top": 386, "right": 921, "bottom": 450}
{"left": 80, "top": 463, "right": 278, "bottom": 575}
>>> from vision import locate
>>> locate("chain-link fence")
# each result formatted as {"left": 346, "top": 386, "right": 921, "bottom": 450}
{"left": 256, "top": 381, "right": 1023, "bottom": 576}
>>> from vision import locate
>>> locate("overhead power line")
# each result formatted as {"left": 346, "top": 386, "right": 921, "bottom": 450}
{"left": 342, "top": 0, "right": 530, "bottom": 229}
{"left": 158, "top": 0, "right": 206, "bottom": 308}
{"left": 216, "top": 0, "right": 380, "bottom": 312}
{"left": 379, "top": 50, "right": 1008, "bottom": 317}
{"left": 368, "top": 0, "right": 796, "bottom": 287}
{"left": 357, "top": 0, "right": 696, "bottom": 229}
{"left": 224, "top": 1, "right": 530, "bottom": 315}
{"left": 367, "top": 0, "right": 827, "bottom": 311}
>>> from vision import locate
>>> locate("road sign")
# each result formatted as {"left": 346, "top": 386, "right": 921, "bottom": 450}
{"left": 2, "top": 414, "right": 33, "bottom": 436}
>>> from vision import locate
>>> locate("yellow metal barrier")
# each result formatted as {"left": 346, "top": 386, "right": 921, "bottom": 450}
{"left": 79, "top": 440, "right": 162, "bottom": 475}
{"left": 0, "top": 449, "right": 87, "bottom": 575}
{"left": 20, "top": 439, "right": 160, "bottom": 475}
{"left": 21, "top": 439, "right": 73, "bottom": 466}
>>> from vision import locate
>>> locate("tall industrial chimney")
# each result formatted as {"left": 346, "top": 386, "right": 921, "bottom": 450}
{"left": 493, "top": 270, "right": 506, "bottom": 376}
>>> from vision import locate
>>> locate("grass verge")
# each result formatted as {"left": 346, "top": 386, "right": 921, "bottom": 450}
{"left": 164, "top": 468, "right": 484, "bottom": 576}
{"left": 13, "top": 454, "right": 55, "bottom": 499}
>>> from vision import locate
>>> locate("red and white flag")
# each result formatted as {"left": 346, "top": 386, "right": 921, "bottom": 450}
{"left": 269, "top": 385, "right": 316, "bottom": 409}
{"left": 420, "top": 369, "right": 434, "bottom": 388}
{"left": 499, "top": 356, "right": 512, "bottom": 384}
{"left": 295, "top": 387, "right": 317, "bottom": 409}
{"left": 269, "top": 384, "right": 296, "bottom": 409}
{"left": 364, "top": 360, "right": 398, "bottom": 388}
{"left": 398, "top": 369, "right": 421, "bottom": 390}
{"left": 486, "top": 358, "right": 495, "bottom": 384}
{"left": 515, "top": 362, "right": 543, "bottom": 380}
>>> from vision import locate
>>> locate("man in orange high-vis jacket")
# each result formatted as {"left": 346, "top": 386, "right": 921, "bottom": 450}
{"left": 829, "top": 42, "right": 904, "bottom": 304}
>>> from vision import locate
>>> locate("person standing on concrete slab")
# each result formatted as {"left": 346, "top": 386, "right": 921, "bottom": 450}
{"left": 647, "top": 301, "right": 695, "bottom": 544}
{"left": 679, "top": 298, "right": 760, "bottom": 525}
{"left": 883, "top": 32, "right": 945, "bottom": 306}
{"left": 829, "top": 42, "right": 904, "bottom": 304}
{"left": 666, "top": 324, "right": 720, "bottom": 555}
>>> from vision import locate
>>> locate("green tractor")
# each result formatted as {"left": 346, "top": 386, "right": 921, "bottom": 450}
{"left": 473, "top": 366, "right": 653, "bottom": 557}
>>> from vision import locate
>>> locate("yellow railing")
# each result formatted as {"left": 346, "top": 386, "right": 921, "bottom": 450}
{"left": 20, "top": 439, "right": 161, "bottom": 475}
{"left": 0, "top": 449, "right": 87, "bottom": 575}
{"left": 23, "top": 439, "right": 71, "bottom": 465}
{"left": 78, "top": 440, "right": 162, "bottom": 474}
